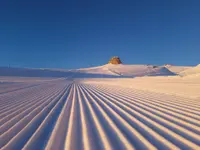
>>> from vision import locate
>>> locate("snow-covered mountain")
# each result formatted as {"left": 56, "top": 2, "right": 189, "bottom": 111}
{"left": 74, "top": 64, "right": 175, "bottom": 77}
{"left": 0, "top": 64, "right": 176, "bottom": 78}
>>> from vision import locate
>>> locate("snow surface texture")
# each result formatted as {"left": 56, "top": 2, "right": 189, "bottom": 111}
{"left": 0, "top": 64, "right": 200, "bottom": 150}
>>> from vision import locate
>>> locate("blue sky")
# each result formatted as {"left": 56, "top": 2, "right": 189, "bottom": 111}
{"left": 0, "top": 0, "right": 199, "bottom": 69}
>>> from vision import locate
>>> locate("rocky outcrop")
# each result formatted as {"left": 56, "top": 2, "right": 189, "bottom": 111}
{"left": 108, "top": 56, "right": 122, "bottom": 64}
{"left": 164, "top": 64, "right": 172, "bottom": 67}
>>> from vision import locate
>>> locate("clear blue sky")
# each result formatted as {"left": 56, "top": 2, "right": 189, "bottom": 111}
{"left": 0, "top": 0, "right": 199, "bottom": 69}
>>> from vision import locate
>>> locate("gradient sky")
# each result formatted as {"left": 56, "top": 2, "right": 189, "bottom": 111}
{"left": 0, "top": 0, "right": 200, "bottom": 69}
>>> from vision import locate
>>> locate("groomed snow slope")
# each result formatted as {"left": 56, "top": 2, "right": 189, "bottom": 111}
{"left": 0, "top": 77, "right": 200, "bottom": 150}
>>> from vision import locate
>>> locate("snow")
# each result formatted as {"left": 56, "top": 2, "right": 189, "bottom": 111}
{"left": 179, "top": 64, "right": 200, "bottom": 76}
{"left": 82, "top": 76, "right": 200, "bottom": 98}
{"left": 165, "top": 65, "right": 192, "bottom": 74}
{"left": 74, "top": 64, "right": 176, "bottom": 77}
{"left": 0, "top": 64, "right": 200, "bottom": 149}
{"left": 0, "top": 64, "right": 176, "bottom": 78}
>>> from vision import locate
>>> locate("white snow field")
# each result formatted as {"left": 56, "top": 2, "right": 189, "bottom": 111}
{"left": 73, "top": 64, "right": 176, "bottom": 77}
{"left": 0, "top": 64, "right": 200, "bottom": 150}
{"left": 164, "top": 65, "right": 192, "bottom": 74}
{"left": 179, "top": 64, "right": 200, "bottom": 77}
{"left": 0, "top": 64, "right": 177, "bottom": 78}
